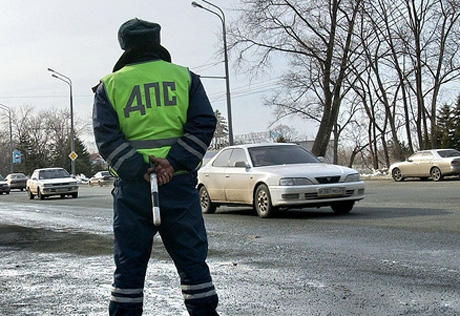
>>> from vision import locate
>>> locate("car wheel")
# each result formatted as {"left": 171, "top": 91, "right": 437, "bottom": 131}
{"left": 38, "top": 188, "right": 45, "bottom": 200}
{"left": 331, "top": 201, "right": 355, "bottom": 214}
{"left": 27, "top": 188, "right": 34, "bottom": 200}
{"left": 254, "top": 184, "right": 277, "bottom": 218}
{"left": 430, "top": 167, "right": 443, "bottom": 181}
{"left": 72, "top": 192, "right": 78, "bottom": 198}
{"left": 60, "top": 194, "right": 65, "bottom": 199}
{"left": 392, "top": 168, "right": 403, "bottom": 182}
{"left": 199, "top": 186, "right": 216, "bottom": 214}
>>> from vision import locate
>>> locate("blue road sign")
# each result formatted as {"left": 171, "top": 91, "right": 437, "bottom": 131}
{"left": 12, "top": 151, "right": 21, "bottom": 163}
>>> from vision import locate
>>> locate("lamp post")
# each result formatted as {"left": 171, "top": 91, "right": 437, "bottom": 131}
{"left": 0, "top": 104, "right": 13, "bottom": 174}
{"left": 191, "top": 0, "right": 234, "bottom": 146}
{"left": 47, "top": 68, "right": 76, "bottom": 175}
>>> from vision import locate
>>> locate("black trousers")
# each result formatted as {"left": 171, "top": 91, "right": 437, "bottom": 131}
{"left": 109, "top": 173, "right": 219, "bottom": 316}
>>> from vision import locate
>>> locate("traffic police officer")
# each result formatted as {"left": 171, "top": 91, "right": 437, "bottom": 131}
{"left": 93, "top": 18, "right": 219, "bottom": 316}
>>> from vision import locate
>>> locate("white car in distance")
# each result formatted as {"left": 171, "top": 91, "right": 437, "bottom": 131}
{"left": 27, "top": 167, "right": 79, "bottom": 200}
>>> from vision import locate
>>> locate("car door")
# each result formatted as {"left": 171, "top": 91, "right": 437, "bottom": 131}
{"left": 28, "top": 171, "right": 39, "bottom": 194}
{"left": 403, "top": 152, "right": 423, "bottom": 176}
{"left": 224, "top": 148, "right": 252, "bottom": 204}
{"left": 417, "top": 151, "right": 434, "bottom": 176}
{"left": 202, "top": 148, "right": 233, "bottom": 202}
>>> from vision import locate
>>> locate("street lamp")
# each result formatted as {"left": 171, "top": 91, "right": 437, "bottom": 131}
{"left": 47, "top": 68, "right": 76, "bottom": 175}
{"left": 191, "top": 0, "right": 234, "bottom": 146}
{"left": 0, "top": 104, "right": 13, "bottom": 174}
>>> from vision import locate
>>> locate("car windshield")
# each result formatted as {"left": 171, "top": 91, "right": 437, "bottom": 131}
{"left": 0, "top": 175, "right": 4, "bottom": 181}
{"left": 39, "top": 169, "right": 70, "bottom": 179}
{"left": 437, "top": 149, "right": 460, "bottom": 158}
{"left": 248, "top": 145, "right": 320, "bottom": 167}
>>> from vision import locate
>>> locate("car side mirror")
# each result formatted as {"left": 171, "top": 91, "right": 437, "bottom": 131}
{"left": 234, "top": 161, "right": 248, "bottom": 168}
{"left": 317, "top": 156, "right": 326, "bottom": 163}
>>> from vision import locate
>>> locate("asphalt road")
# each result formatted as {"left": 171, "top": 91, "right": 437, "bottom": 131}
{"left": 0, "top": 178, "right": 459, "bottom": 315}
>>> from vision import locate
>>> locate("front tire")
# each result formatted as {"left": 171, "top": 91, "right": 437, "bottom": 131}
{"left": 254, "top": 184, "right": 277, "bottom": 218}
{"left": 430, "top": 167, "right": 443, "bottom": 181}
{"left": 199, "top": 186, "right": 216, "bottom": 214}
{"left": 331, "top": 201, "right": 355, "bottom": 214}
{"left": 392, "top": 168, "right": 403, "bottom": 182}
{"left": 38, "top": 188, "right": 45, "bottom": 200}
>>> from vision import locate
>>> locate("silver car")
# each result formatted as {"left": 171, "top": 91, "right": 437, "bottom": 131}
{"left": 88, "top": 171, "right": 114, "bottom": 187}
{"left": 5, "top": 173, "right": 28, "bottom": 191}
{"left": 390, "top": 148, "right": 460, "bottom": 182}
{"left": 197, "top": 143, "right": 365, "bottom": 218}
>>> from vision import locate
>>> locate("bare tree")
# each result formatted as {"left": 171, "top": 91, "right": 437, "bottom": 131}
{"left": 226, "top": 0, "right": 460, "bottom": 168}
{"left": 229, "top": 0, "right": 364, "bottom": 158}
{"left": 392, "top": 0, "right": 460, "bottom": 148}
{"left": 349, "top": 0, "right": 460, "bottom": 165}
{"left": 0, "top": 105, "right": 92, "bottom": 175}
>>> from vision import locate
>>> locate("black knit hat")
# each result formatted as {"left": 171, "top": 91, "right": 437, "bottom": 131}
{"left": 118, "top": 18, "right": 164, "bottom": 50}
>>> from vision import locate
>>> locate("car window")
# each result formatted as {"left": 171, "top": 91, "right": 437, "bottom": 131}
{"left": 39, "top": 169, "right": 70, "bottom": 179}
{"left": 212, "top": 149, "right": 233, "bottom": 167}
{"left": 408, "top": 152, "right": 423, "bottom": 161}
{"left": 421, "top": 152, "right": 434, "bottom": 160}
{"left": 249, "top": 145, "right": 320, "bottom": 167}
{"left": 0, "top": 175, "right": 4, "bottom": 181}
{"left": 228, "top": 149, "right": 247, "bottom": 167}
{"left": 437, "top": 149, "right": 460, "bottom": 158}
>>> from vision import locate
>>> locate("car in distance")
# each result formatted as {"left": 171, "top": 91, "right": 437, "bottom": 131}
{"left": 5, "top": 173, "right": 28, "bottom": 191}
{"left": 0, "top": 174, "right": 10, "bottom": 195}
{"left": 88, "top": 171, "right": 114, "bottom": 187}
{"left": 26, "top": 167, "right": 79, "bottom": 200}
{"left": 197, "top": 143, "right": 365, "bottom": 218}
{"left": 389, "top": 148, "right": 460, "bottom": 182}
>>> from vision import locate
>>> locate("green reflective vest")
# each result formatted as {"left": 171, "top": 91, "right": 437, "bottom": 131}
{"left": 102, "top": 60, "right": 190, "bottom": 162}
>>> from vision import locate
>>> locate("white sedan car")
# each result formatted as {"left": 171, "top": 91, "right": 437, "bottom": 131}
{"left": 389, "top": 148, "right": 460, "bottom": 182}
{"left": 198, "top": 143, "right": 365, "bottom": 218}
{"left": 27, "top": 167, "right": 79, "bottom": 200}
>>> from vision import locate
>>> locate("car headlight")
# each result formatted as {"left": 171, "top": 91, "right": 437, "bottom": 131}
{"left": 344, "top": 173, "right": 360, "bottom": 182}
{"left": 279, "top": 177, "right": 313, "bottom": 186}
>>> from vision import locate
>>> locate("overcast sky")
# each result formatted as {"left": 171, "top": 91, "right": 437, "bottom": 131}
{"left": 0, "top": 0, "right": 315, "bottom": 149}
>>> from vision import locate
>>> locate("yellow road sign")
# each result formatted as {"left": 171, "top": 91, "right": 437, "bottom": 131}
{"left": 69, "top": 151, "right": 78, "bottom": 161}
